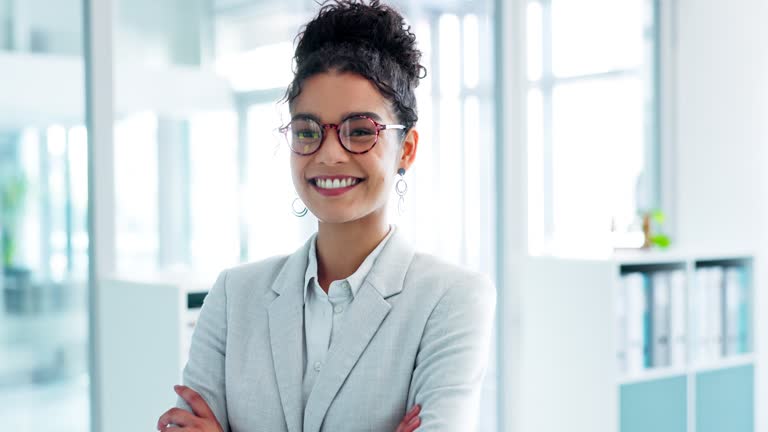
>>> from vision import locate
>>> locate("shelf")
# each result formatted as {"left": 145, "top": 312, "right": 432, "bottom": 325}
{"left": 619, "top": 262, "right": 686, "bottom": 275}
{"left": 692, "top": 353, "right": 755, "bottom": 373}
{"left": 521, "top": 252, "right": 759, "bottom": 432}
{"left": 617, "top": 353, "right": 755, "bottom": 386}
{"left": 612, "top": 248, "right": 755, "bottom": 265}
{"left": 618, "top": 367, "right": 688, "bottom": 386}
{"left": 695, "top": 257, "right": 753, "bottom": 268}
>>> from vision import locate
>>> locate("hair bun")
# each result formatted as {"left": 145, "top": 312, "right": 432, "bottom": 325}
{"left": 286, "top": 0, "right": 426, "bottom": 130}
{"left": 295, "top": 0, "right": 424, "bottom": 84}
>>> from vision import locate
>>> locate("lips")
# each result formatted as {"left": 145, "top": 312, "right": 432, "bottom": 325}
{"left": 308, "top": 175, "right": 365, "bottom": 187}
{"left": 308, "top": 175, "right": 364, "bottom": 196}
{"left": 308, "top": 174, "right": 362, "bottom": 181}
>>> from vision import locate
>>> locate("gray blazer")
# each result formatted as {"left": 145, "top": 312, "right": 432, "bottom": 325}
{"left": 177, "top": 228, "right": 496, "bottom": 432}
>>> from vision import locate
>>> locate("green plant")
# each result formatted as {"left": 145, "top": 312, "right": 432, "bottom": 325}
{"left": 646, "top": 209, "right": 671, "bottom": 249}
{"left": 650, "top": 233, "right": 671, "bottom": 248}
{"left": 1, "top": 173, "right": 28, "bottom": 268}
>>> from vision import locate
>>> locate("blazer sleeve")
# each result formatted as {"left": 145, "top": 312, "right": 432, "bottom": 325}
{"left": 406, "top": 273, "right": 497, "bottom": 431}
{"left": 176, "top": 270, "right": 230, "bottom": 432}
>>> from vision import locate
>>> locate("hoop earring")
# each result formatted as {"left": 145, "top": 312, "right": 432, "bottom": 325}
{"left": 292, "top": 196, "right": 308, "bottom": 217}
{"left": 395, "top": 168, "right": 408, "bottom": 215}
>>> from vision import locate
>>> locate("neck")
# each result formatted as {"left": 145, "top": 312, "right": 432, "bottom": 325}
{"left": 315, "top": 211, "right": 390, "bottom": 290}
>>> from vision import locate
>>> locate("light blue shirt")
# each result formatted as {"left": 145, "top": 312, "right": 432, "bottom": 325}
{"left": 301, "top": 225, "right": 395, "bottom": 409}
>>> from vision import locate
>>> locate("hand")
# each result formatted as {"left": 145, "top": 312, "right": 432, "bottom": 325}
{"left": 395, "top": 404, "right": 421, "bottom": 432}
{"left": 157, "top": 385, "right": 224, "bottom": 432}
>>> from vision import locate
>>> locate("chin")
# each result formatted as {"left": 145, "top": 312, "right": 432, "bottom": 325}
{"left": 308, "top": 202, "right": 377, "bottom": 225}
{"left": 310, "top": 208, "right": 361, "bottom": 224}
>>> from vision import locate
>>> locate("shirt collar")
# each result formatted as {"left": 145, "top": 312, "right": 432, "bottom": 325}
{"left": 303, "top": 225, "right": 396, "bottom": 303}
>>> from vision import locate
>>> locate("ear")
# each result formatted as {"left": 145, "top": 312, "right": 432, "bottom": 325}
{"left": 398, "top": 128, "right": 419, "bottom": 171}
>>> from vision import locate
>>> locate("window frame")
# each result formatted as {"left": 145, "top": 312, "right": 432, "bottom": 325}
{"left": 526, "top": 0, "right": 663, "bottom": 254}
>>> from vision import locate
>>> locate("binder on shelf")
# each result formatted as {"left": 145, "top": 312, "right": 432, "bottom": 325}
{"left": 723, "top": 265, "right": 751, "bottom": 356}
{"left": 724, "top": 266, "right": 742, "bottom": 356}
{"left": 643, "top": 275, "right": 653, "bottom": 369}
{"left": 694, "top": 267, "right": 710, "bottom": 363}
{"left": 624, "top": 272, "right": 651, "bottom": 373}
{"left": 709, "top": 266, "right": 725, "bottom": 358}
{"left": 692, "top": 263, "right": 755, "bottom": 363}
{"left": 738, "top": 267, "right": 751, "bottom": 353}
{"left": 616, "top": 277, "right": 628, "bottom": 374}
{"left": 651, "top": 271, "right": 671, "bottom": 367}
{"left": 668, "top": 269, "right": 687, "bottom": 367}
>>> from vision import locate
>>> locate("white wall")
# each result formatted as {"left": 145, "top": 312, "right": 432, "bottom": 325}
{"left": 675, "top": 0, "right": 768, "bottom": 251}
{"left": 674, "top": 1, "right": 768, "bottom": 431}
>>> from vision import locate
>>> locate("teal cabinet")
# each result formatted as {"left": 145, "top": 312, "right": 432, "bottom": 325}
{"left": 696, "top": 365, "right": 754, "bottom": 432}
{"left": 620, "top": 375, "right": 687, "bottom": 432}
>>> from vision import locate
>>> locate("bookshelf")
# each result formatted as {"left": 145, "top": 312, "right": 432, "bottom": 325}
{"left": 518, "top": 251, "right": 758, "bottom": 432}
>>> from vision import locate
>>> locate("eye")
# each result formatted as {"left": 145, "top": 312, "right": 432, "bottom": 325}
{"left": 348, "top": 128, "right": 376, "bottom": 137}
{"left": 295, "top": 130, "right": 321, "bottom": 140}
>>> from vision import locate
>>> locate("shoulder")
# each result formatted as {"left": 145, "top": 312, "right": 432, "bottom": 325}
{"left": 216, "top": 254, "right": 291, "bottom": 298}
{"left": 407, "top": 252, "right": 496, "bottom": 304}
{"left": 406, "top": 254, "right": 496, "bottom": 350}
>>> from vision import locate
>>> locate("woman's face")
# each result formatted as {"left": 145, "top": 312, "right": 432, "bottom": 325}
{"left": 289, "top": 71, "right": 418, "bottom": 224}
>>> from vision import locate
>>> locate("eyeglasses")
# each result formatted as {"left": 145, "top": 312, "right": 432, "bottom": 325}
{"left": 279, "top": 115, "right": 406, "bottom": 156}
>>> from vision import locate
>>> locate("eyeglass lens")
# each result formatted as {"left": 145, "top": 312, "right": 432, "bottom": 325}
{"left": 286, "top": 117, "right": 378, "bottom": 155}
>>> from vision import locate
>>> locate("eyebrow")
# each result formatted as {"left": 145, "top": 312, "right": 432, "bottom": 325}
{"left": 291, "top": 111, "right": 385, "bottom": 123}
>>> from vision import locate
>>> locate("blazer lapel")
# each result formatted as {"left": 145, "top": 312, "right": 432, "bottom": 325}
{"left": 268, "top": 237, "right": 313, "bottom": 432}
{"left": 303, "top": 229, "right": 416, "bottom": 432}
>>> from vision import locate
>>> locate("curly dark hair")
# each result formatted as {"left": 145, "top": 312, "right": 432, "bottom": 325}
{"left": 284, "top": 0, "right": 427, "bottom": 132}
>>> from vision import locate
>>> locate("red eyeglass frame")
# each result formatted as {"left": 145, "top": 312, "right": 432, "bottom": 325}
{"left": 279, "top": 115, "right": 406, "bottom": 155}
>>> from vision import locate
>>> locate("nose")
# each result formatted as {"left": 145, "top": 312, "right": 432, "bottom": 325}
{"left": 314, "top": 126, "right": 350, "bottom": 165}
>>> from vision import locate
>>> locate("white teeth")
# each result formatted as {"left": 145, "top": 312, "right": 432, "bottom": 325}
{"left": 314, "top": 177, "right": 360, "bottom": 189}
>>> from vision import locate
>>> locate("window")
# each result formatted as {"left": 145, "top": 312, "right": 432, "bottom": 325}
{"left": 399, "top": 11, "right": 497, "bottom": 432}
{"left": 527, "top": 0, "right": 659, "bottom": 256}
{"left": 0, "top": 0, "right": 90, "bottom": 423}
{"left": 114, "top": 112, "right": 159, "bottom": 274}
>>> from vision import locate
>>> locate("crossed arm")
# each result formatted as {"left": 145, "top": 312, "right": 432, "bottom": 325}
{"left": 157, "top": 385, "right": 422, "bottom": 432}
{"left": 404, "top": 275, "right": 497, "bottom": 431}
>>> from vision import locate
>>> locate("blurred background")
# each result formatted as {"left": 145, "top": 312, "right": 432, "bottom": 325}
{"left": 0, "top": 0, "right": 766, "bottom": 431}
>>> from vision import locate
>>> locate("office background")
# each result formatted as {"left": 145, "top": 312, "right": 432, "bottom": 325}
{"left": 0, "top": 0, "right": 766, "bottom": 431}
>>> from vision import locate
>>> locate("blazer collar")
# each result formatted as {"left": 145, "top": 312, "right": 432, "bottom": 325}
{"left": 267, "top": 236, "right": 312, "bottom": 432}
{"left": 270, "top": 225, "right": 415, "bottom": 299}
{"left": 362, "top": 225, "right": 415, "bottom": 299}
{"left": 271, "top": 234, "right": 313, "bottom": 296}
{"left": 268, "top": 228, "right": 416, "bottom": 432}
{"left": 302, "top": 224, "right": 397, "bottom": 303}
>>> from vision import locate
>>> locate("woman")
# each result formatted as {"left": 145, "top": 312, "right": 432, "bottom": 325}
{"left": 157, "top": 1, "right": 495, "bottom": 431}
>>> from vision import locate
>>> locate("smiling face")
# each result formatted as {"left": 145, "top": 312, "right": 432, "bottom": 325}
{"left": 289, "top": 71, "right": 418, "bottom": 225}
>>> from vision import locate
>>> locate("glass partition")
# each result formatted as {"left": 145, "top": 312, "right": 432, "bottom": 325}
{"left": 0, "top": 1, "right": 89, "bottom": 430}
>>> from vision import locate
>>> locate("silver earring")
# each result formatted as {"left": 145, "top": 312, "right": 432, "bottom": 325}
{"left": 292, "top": 196, "right": 308, "bottom": 217}
{"left": 395, "top": 168, "right": 408, "bottom": 215}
